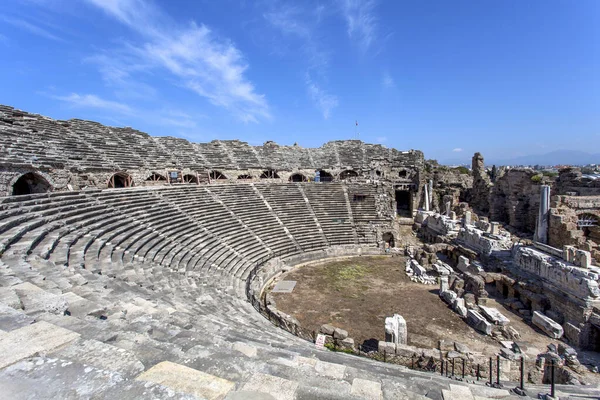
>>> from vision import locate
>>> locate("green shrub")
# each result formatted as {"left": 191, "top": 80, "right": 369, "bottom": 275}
{"left": 531, "top": 174, "right": 543, "bottom": 183}
{"left": 453, "top": 166, "right": 470, "bottom": 175}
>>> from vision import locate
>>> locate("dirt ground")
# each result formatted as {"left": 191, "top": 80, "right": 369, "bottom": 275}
{"left": 269, "top": 255, "right": 572, "bottom": 359}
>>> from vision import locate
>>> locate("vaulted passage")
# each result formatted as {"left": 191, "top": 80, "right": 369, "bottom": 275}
{"left": 12, "top": 173, "right": 51, "bottom": 195}
{"left": 316, "top": 170, "right": 333, "bottom": 182}
{"left": 395, "top": 190, "right": 411, "bottom": 217}
{"left": 108, "top": 173, "right": 133, "bottom": 188}
{"left": 289, "top": 173, "right": 307, "bottom": 182}
{"left": 339, "top": 170, "right": 358, "bottom": 180}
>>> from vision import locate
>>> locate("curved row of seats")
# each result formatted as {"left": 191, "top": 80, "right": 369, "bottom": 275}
{"left": 0, "top": 182, "right": 535, "bottom": 399}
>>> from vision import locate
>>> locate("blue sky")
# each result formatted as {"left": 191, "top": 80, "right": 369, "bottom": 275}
{"left": 0, "top": 0, "right": 598, "bottom": 164}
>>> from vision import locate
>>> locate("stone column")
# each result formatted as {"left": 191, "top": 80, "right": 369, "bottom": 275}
{"left": 534, "top": 185, "right": 550, "bottom": 244}
{"left": 385, "top": 314, "right": 407, "bottom": 345}
{"left": 428, "top": 180, "right": 433, "bottom": 206}
{"left": 440, "top": 275, "right": 449, "bottom": 293}
{"left": 423, "top": 184, "right": 430, "bottom": 211}
{"left": 445, "top": 202, "right": 451, "bottom": 217}
{"left": 464, "top": 211, "right": 472, "bottom": 226}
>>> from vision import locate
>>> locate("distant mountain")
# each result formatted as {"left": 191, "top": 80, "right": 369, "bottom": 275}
{"left": 440, "top": 150, "right": 600, "bottom": 167}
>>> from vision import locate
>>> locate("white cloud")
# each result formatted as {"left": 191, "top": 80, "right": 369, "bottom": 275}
{"left": 306, "top": 75, "right": 338, "bottom": 120}
{"left": 338, "top": 0, "right": 378, "bottom": 51}
{"left": 452, "top": 148, "right": 463, "bottom": 152}
{"left": 83, "top": 0, "right": 270, "bottom": 123}
{"left": 0, "top": 15, "right": 64, "bottom": 42}
{"left": 382, "top": 72, "right": 394, "bottom": 88}
{"left": 376, "top": 136, "right": 387, "bottom": 143}
{"left": 53, "top": 93, "right": 133, "bottom": 114}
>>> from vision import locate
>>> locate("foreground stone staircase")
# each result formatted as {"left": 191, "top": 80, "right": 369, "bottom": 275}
{"left": 0, "top": 186, "right": 597, "bottom": 399}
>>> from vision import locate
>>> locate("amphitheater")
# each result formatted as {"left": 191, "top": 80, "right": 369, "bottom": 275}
{"left": 0, "top": 104, "right": 599, "bottom": 400}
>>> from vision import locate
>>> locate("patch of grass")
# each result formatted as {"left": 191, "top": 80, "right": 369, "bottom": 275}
{"left": 324, "top": 342, "right": 354, "bottom": 354}
{"left": 325, "top": 264, "right": 368, "bottom": 292}
{"left": 531, "top": 174, "right": 543, "bottom": 183}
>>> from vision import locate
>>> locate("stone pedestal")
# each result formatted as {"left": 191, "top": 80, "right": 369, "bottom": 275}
{"left": 384, "top": 314, "right": 407, "bottom": 345}
{"left": 464, "top": 211, "right": 472, "bottom": 226}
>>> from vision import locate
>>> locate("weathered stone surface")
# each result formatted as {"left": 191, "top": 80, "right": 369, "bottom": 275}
{"left": 333, "top": 327, "right": 348, "bottom": 340}
{"left": 320, "top": 324, "right": 335, "bottom": 335}
{"left": 0, "top": 321, "right": 80, "bottom": 369}
{"left": 532, "top": 311, "right": 564, "bottom": 339}
{"left": 137, "top": 361, "right": 235, "bottom": 400}
{"left": 384, "top": 314, "right": 407, "bottom": 345}
{"left": 452, "top": 298, "right": 467, "bottom": 318}
{"left": 467, "top": 310, "right": 492, "bottom": 335}
{"left": 479, "top": 306, "right": 510, "bottom": 326}
{"left": 441, "top": 290, "right": 458, "bottom": 305}
{"left": 351, "top": 378, "right": 382, "bottom": 400}
{"left": 242, "top": 373, "right": 298, "bottom": 400}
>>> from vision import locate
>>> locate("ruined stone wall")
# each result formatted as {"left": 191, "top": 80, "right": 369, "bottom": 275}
{"left": 489, "top": 169, "right": 544, "bottom": 234}
{"left": 0, "top": 104, "right": 424, "bottom": 195}
{"left": 554, "top": 167, "right": 600, "bottom": 196}
{"left": 469, "top": 153, "right": 491, "bottom": 214}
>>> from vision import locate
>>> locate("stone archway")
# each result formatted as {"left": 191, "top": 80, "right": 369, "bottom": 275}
{"left": 289, "top": 173, "right": 307, "bottom": 182}
{"left": 382, "top": 232, "right": 395, "bottom": 248}
{"left": 108, "top": 172, "right": 133, "bottom": 188}
{"left": 12, "top": 172, "right": 51, "bottom": 195}
{"left": 339, "top": 170, "right": 358, "bottom": 180}
{"left": 317, "top": 170, "right": 333, "bottom": 182}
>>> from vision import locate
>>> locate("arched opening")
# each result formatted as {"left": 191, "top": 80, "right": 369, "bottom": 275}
{"left": 12, "top": 172, "right": 51, "bottom": 196}
{"left": 260, "top": 170, "right": 280, "bottom": 179}
{"left": 316, "top": 170, "right": 333, "bottom": 182}
{"left": 183, "top": 174, "right": 198, "bottom": 184}
{"left": 289, "top": 173, "right": 307, "bottom": 182}
{"left": 375, "top": 170, "right": 383, "bottom": 178}
{"left": 382, "top": 232, "right": 395, "bottom": 248}
{"left": 108, "top": 172, "right": 133, "bottom": 188}
{"left": 209, "top": 170, "right": 227, "bottom": 180}
{"left": 146, "top": 173, "right": 167, "bottom": 182}
{"left": 237, "top": 174, "right": 252, "bottom": 180}
{"left": 339, "top": 170, "right": 358, "bottom": 180}
{"left": 398, "top": 170, "right": 408, "bottom": 178}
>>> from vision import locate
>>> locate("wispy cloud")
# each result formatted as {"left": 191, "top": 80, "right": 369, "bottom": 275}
{"left": 382, "top": 71, "right": 394, "bottom": 88}
{"left": 376, "top": 136, "right": 387, "bottom": 143}
{"left": 306, "top": 75, "right": 338, "bottom": 119}
{"left": 453, "top": 148, "right": 463, "bottom": 152}
{"left": 263, "top": 3, "right": 337, "bottom": 119}
{"left": 338, "top": 0, "right": 378, "bottom": 52}
{"left": 83, "top": 0, "right": 270, "bottom": 123}
{"left": 0, "top": 14, "right": 64, "bottom": 42}
{"left": 53, "top": 93, "right": 134, "bottom": 114}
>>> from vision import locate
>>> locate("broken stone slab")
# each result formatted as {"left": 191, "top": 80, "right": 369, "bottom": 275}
{"left": 467, "top": 309, "right": 492, "bottom": 335}
{"left": 333, "top": 327, "right": 348, "bottom": 340}
{"left": 137, "top": 361, "right": 235, "bottom": 400}
{"left": 456, "top": 256, "right": 470, "bottom": 273}
{"left": 320, "top": 324, "right": 335, "bottom": 335}
{"left": 378, "top": 340, "right": 395, "bottom": 354}
{"left": 340, "top": 337, "right": 354, "bottom": 350}
{"left": 440, "top": 290, "right": 458, "bottom": 305}
{"left": 395, "top": 343, "right": 419, "bottom": 357}
{"left": 453, "top": 298, "right": 468, "bottom": 318}
{"left": 13, "top": 282, "right": 68, "bottom": 316}
{"left": 532, "top": 311, "right": 564, "bottom": 339}
{"left": 454, "top": 342, "right": 470, "bottom": 354}
{"left": 440, "top": 275, "right": 449, "bottom": 293}
{"left": 479, "top": 305, "right": 510, "bottom": 326}
{"left": 384, "top": 314, "right": 407, "bottom": 345}
{"left": 0, "top": 320, "right": 80, "bottom": 369}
